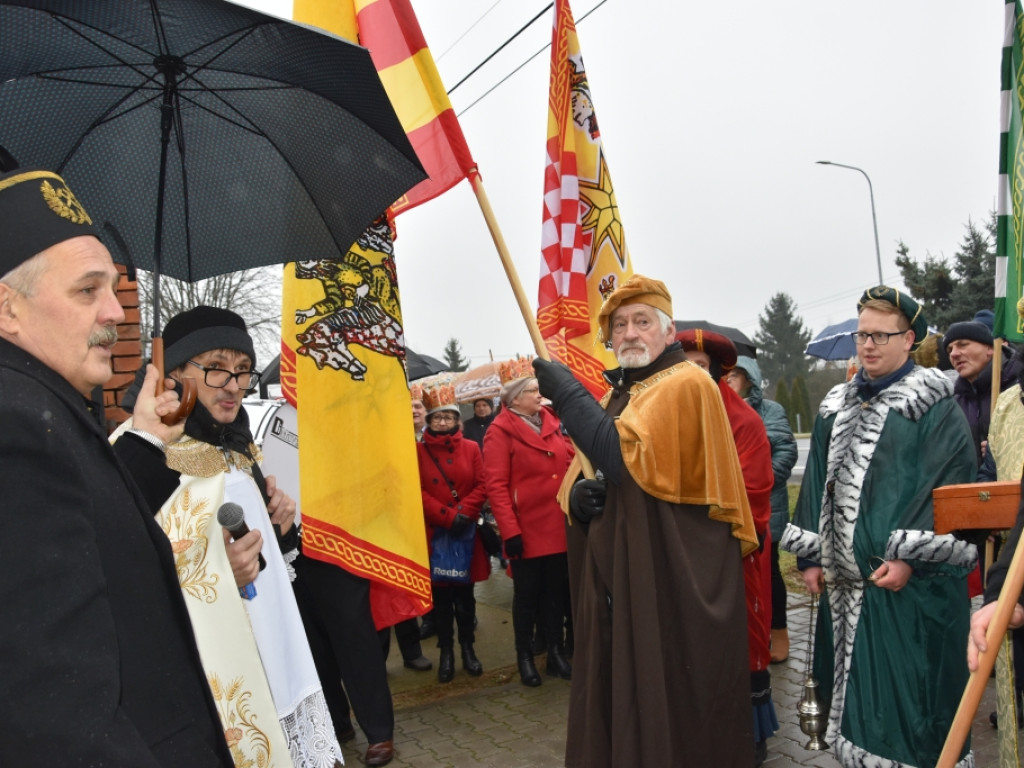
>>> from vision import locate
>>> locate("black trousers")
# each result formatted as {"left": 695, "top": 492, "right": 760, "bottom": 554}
{"left": 770, "top": 541, "right": 788, "bottom": 630}
{"left": 432, "top": 582, "right": 476, "bottom": 648}
{"left": 510, "top": 552, "right": 569, "bottom": 654}
{"left": 295, "top": 555, "right": 394, "bottom": 744}
{"left": 379, "top": 618, "right": 425, "bottom": 662}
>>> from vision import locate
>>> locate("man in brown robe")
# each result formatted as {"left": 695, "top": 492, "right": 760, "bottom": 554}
{"left": 535, "top": 275, "right": 758, "bottom": 767}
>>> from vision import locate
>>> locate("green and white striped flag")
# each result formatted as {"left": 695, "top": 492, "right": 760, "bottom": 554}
{"left": 996, "top": 0, "right": 1024, "bottom": 342}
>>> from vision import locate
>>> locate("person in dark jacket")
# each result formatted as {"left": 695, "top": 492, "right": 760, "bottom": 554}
{"left": 0, "top": 164, "right": 232, "bottom": 765}
{"left": 727, "top": 355, "right": 798, "bottom": 663}
{"left": 462, "top": 397, "right": 496, "bottom": 449}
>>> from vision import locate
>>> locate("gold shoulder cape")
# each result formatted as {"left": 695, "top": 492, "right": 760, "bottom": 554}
{"left": 559, "top": 363, "right": 758, "bottom": 555}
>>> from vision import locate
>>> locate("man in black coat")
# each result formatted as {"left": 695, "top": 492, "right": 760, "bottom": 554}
{"left": 0, "top": 164, "right": 233, "bottom": 765}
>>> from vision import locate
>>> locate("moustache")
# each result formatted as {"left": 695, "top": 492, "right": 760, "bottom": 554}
{"left": 88, "top": 326, "right": 118, "bottom": 347}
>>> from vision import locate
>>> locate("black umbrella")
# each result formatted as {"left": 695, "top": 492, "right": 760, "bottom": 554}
{"left": 406, "top": 349, "right": 449, "bottom": 381}
{"left": 674, "top": 320, "right": 758, "bottom": 358}
{"left": 0, "top": 0, "right": 426, "bottom": 349}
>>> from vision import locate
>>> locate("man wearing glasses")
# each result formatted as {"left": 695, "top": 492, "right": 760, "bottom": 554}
{"left": 782, "top": 286, "right": 977, "bottom": 768}
{"left": 116, "top": 305, "right": 344, "bottom": 767}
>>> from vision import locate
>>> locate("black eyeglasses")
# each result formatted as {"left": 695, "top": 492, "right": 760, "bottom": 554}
{"left": 186, "top": 360, "right": 261, "bottom": 391}
{"left": 851, "top": 330, "right": 908, "bottom": 346}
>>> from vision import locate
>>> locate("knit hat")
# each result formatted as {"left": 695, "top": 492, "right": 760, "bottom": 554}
{"left": 674, "top": 328, "right": 738, "bottom": 370}
{"left": 162, "top": 305, "right": 256, "bottom": 373}
{"left": 942, "top": 320, "right": 994, "bottom": 351}
{"left": 0, "top": 167, "right": 99, "bottom": 276}
{"left": 596, "top": 274, "right": 673, "bottom": 343}
{"left": 857, "top": 286, "right": 929, "bottom": 351}
{"left": 973, "top": 309, "right": 995, "bottom": 333}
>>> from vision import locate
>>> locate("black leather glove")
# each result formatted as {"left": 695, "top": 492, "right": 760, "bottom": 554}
{"left": 449, "top": 512, "right": 473, "bottom": 536}
{"left": 533, "top": 358, "right": 580, "bottom": 407}
{"left": 569, "top": 478, "right": 607, "bottom": 524}
{"left": 503, "top": 534, "right": 524, "bottom": 558}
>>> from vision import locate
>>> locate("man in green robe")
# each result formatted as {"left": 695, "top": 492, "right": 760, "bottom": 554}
{"left": 782, "top": 286, "right": 977, "bottom": 768}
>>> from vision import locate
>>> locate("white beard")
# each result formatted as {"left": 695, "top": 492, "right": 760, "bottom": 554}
{"left": 616, "top": 345, "right": 651, "bottom": 368}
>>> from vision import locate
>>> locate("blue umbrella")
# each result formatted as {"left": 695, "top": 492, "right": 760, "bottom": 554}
{"left": 805, "top": 318, "right": 860, "bottom": 360}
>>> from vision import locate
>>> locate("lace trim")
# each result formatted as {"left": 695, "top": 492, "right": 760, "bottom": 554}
{"left": 280, "top": 689, "right": 343, "bottom": 768}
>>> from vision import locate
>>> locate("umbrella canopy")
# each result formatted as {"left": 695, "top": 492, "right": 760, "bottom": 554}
{"left": 406, "top": 349, "right": 449, "bottom": 382}
{"left": 805, "top": 318, "right": 860, "bottom": 361}
{"left": 0, "top": 0, "right": 426, "bottom": 331}
{"left": 674, "top": 320, "right": 757, "bottom": 358}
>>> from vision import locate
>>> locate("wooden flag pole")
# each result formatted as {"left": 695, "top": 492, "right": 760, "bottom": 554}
{"left": 467, "top": 168, "right": 596, "bottom": 480}
{"left": 937, "top": 529, "right": 1024, "bottom": 767}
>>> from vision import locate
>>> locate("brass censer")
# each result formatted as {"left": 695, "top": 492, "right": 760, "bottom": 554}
{"left": 797, "top": 593, "right": 829, "bottom": 750}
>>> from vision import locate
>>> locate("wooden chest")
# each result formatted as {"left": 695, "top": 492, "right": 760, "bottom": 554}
{"left": 932, "top": 481, "right": 1020, "bottom": 534}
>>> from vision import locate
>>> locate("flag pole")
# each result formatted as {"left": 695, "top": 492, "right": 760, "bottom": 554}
{"left": 468, "top": 167, "right": 596, "bottom": 480}
{"left": 937, "top": 531, "right": 1024, "bottom": 767}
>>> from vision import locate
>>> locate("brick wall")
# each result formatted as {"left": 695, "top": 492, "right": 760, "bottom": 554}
{"left": 105, "top": 264, "right": 142, "bottom": 431}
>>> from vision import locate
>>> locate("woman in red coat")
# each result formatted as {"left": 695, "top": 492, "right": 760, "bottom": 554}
{"left": 417, "top": 385, "right": 490, "bottom": 683}
{"left": 483, "top": 369, "right": 575, "bottom": 686}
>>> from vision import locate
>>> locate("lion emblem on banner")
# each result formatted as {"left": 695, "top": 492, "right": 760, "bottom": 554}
{"left": 293, "top": 218, "right": 405, "bottom": 381}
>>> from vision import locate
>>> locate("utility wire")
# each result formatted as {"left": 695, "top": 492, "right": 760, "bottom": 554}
{"left": 447, "top": 3, "right": 552, "bottom": 96}
{"left": 450, "top": 0, "right": 609, "bottom": 115}
{"left": 436, "top": 0, "right": 506, "bottom": 63}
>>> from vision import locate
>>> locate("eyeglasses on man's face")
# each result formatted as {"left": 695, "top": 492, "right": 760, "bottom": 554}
{"left": 851, "top": 330, "right": 908, "bottom": 346}
{"left": 186, "top": 359, "right": 261, "bottom": 391}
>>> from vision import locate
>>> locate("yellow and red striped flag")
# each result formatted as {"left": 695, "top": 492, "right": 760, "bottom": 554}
{"left": 282, "top": 0, "right": 475, "bottom": 629}
{"left": 296, "top": 0, "right": 476, "bottom": 213}
{"left": 537, "top": 0, "right": 633, "bottom": 397}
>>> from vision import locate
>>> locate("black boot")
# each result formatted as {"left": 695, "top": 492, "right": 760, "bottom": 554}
{"left": 438, "top": 646, "right": 455, "bottom": 683}
{"left": 546, "top": 645, "right": 572, "bottom": 679}
{"left": 461, "top": 643, "right": 483, "bottom": 676}
{"left": 517, "top": 650, "right": 542, "bottom": 687}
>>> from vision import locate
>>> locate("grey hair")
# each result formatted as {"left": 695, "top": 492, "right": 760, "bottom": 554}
{"left": 0, "top": 251, "right": 49, "bottom": 297}
{"left": 653, "top": 307, "right": 674, "bottom": 334}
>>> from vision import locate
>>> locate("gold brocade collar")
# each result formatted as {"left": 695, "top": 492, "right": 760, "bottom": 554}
{"left": 602, "top": 361, "right": 696, "bottom": 407}
{"left": 165, "top": 434, "right": 263, "bottom": 479}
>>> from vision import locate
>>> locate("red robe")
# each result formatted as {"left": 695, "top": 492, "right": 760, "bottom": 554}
{"left": 719, "top": 381, "right": 774, "bottom": 672}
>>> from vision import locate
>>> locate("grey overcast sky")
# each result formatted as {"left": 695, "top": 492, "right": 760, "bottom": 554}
{"left": 243, "top": 0, "right": 1002, "bottom": 367}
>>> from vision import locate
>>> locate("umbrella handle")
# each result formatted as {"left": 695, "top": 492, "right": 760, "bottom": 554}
{"left": 151, "top": 337, "right": 197, "bottom": 425}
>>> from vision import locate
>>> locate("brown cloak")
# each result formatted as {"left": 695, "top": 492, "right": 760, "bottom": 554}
{"left": 564, "top": 350, "right": 754, "bottom": 767}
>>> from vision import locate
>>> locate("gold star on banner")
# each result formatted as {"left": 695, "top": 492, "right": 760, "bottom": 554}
{"left": 579, "top": 151, "right": 625, "bottom": 272}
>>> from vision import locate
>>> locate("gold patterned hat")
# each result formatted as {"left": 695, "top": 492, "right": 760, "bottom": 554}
{"left": 410, "top": 383, "right": 424, "bottom": 402}
{"left": 498, "top": 357, "right": 535, "bottom": 384}
{"left": 422, "top": 382, "right": 459, "bottom": 415}
{"left": 0, "top": 166, "right": 99, "bottom": 276}
{"left": 596, "top": 274, "right": 673, "bottom": 343}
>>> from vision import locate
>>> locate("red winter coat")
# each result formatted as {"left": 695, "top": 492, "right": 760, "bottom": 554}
{"left": 482, "top": 406, "right": 575, "bottom": 559}
{"left": 720, "top": 381, "right": 774, "bottom": 673}
{"left": 417, "top": 428, "right": 490, "bottom": 583}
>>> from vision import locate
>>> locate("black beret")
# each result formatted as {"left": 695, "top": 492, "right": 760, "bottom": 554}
{"left": 858, "top": 286, "right": 929, "bottom": 352}
{"left": 0, "top": 168, "right": 99, "bottom": 276}
{"left": 162, "top": 305, "right": 256, "bottom": 373}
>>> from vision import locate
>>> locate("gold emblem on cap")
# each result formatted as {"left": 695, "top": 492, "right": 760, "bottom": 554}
{"left": 41, "top": 179, "right": 92, "bottom": 225}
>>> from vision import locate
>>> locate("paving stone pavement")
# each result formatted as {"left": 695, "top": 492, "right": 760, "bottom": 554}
{"left": 336, "top": 566, "right": 1005, "bottom": 767}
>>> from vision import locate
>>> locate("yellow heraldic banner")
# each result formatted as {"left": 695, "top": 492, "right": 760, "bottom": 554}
{"left": 281, "top": 214, "right": 430, "bottom": 629}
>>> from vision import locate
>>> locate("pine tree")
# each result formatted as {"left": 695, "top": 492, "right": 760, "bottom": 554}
{"left": 790, "top": 376, "right": 812, "bottom": 434}
{"left": 775, "top": 378, "right": 794, "bottom": 431}
{"left": 754, "top": 293, "right": 812, "bottom": 390}
{"left": 894, "top": 240, "right": 955, "bottom": 329}
{"left": 442, "top": 337, "right": 469, "bottom": 371}
{"left": 946, "top": 213, "right": 996, "bottom": 323}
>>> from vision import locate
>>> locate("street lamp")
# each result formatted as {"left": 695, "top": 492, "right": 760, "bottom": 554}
{"left": 816, "top": 161, "right": 883, "bottom": 285}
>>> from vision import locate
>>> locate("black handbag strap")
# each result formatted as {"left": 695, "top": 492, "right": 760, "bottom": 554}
{"left": 423, "top": 444, "right": 459, "bottom": 500}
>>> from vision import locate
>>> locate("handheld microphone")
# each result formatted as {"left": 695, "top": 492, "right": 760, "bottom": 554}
{"left": 217, "top": 502, "right": 266, "bottom": 572}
